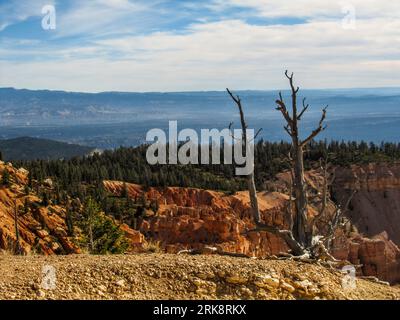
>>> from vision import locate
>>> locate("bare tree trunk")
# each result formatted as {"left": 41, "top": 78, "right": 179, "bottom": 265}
{"left": 247, "top": 175, "right": 261, "bottom": 222}
{"left": 276, "top": 71, "right": 327, "bottom": 249}
{"left": 14, "top": 200, "right": 21, "bottom": 254}
{"left": 227, "top": 88, "right": 261, "bottom": 223}
{"left": 292, "top": 146, "right": 308, "bottom": 246}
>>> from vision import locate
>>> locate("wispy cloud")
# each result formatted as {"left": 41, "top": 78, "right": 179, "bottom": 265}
{"left": 210, "top": 0, "right": 400, "bottom": 19}
{"left": 0, "top": 1, "right": 399, "bottom": 91}
{"left": 54, "top": 0, "right": 146, "bottom": 38}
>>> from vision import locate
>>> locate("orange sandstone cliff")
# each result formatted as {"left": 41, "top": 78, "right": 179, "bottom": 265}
{"left": 1, "top": 160, "right": 400, "bottom": 284}
{"left": 333, "top": 163, "right": 400, "bottom": 245}
{"left": 103, "top": 170, "right": 400, "bottom": 284}
{"left": 0, "top": 161, "right": 80, "bottom": 255}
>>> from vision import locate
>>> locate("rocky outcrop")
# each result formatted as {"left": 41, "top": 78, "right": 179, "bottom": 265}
{"left": 331, "top": 163, "right": 400, "bottom": 283}
{"left": 0, "top": 163, "right": 144, "bottom": 255}
{"left": 104, "top": 181, "right": 290, "bottom": 256}
{"left": 333, "top": 163, "right": 400, "bottom": 245}
{"left": 2, "top": 160, "right": 399, "bottom": 284}
{"left": 104, "top": 177, "right": 400, "bottom": 284}
{"left": 331, "top": 231, "right": 400, "bottom": 284}
{"left": 119, "top": 223, "right": 145, "bottom": 250}
{"left": 0, "top": 161, "right": 80, "bottom": 255}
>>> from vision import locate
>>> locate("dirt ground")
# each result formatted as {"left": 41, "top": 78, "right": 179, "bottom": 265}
{"left": 0, "top": 253, "right": 399, "bottom": 300}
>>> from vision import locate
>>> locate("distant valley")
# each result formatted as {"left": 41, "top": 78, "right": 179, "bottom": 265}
{"left": 1, "top": 87, "right": 399, "bottom": 148}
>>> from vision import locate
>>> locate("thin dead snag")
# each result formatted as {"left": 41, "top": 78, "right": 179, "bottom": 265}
{"left": 310, "top": 158, "right": 335, "bottom": 228}
{"left": 226, "top": 88, "right": 261, "bottom": 223}
{"left": 276, "top": 72, "right": 358, "bottom": 259}
{"left": 227, "top": 88, "right": 305, "bottom": 256}
{"left": 309, "top": 158, "right": 356, "bottom": 257}
{"left": 275, "top": 71, "right": 328, "bottom": 249}
{"left": 14, "top": 199, "right": 22, "bottom": 254}
{"left": 321, "top": 189, "right": 357, "bottom": 251}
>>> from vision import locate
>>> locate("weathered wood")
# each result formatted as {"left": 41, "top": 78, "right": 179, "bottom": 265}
{"left": 227, "top": 87, "right": 306, "bottom": 256}
{"left": 276, "top": 71, "right": 312, "bottom": 248}
{"left": 227, "top": 72, "right": 355, "bottom": 261}
{"left": 227, "top": 88, "right": 261, "bottom": 224}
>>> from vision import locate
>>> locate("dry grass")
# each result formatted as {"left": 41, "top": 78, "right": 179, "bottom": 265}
{"left": 142, "top": 239, "right": 163, "bottom": 253}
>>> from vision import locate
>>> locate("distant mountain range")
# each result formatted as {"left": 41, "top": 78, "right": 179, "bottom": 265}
{"left": 0, "top": 87, "right": 399, "bottom": 148}
{"left": 2, "top": 86, "right": 400, "bottom": 126}
{"left": 0, "top": 137, "right": 96, "bottom": 161}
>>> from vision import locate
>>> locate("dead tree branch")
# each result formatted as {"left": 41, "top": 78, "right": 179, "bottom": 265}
{"left": 300, "top": 106, "right": 328, "bottom": 147}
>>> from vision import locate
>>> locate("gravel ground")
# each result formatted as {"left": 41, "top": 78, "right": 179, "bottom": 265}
{"left": 0, "top": 253, "right": 399, "bottom": 300}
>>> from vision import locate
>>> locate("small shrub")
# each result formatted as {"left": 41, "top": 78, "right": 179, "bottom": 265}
{"left": 143, "top": 239, "right": 163, "bottom": 253}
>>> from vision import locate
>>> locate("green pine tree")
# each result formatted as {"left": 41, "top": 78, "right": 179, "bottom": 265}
{"left": 1, "top": 169, "right": 10, "bottom": 187}
{"left": 79, "top": 198, "right": 128, "bottom": 254}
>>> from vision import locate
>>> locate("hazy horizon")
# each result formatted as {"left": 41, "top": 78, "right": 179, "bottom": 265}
{"left": 3, "top": 85, "right": 400, "bottom": 95}
{"left": 1, "top": 87, "right": 399, "bottom": 148}
{"left": 1, "top": 1, "right": 399, "bottom": 147}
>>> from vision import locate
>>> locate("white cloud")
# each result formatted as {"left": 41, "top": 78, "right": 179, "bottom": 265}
{"left": 211, "top": 0, "right": 400, "bottom": 19}
{"left": 53, "top": 0, "right": 146, "bottom": 38}
{"left": 1, "top": 1, "right": 399, "bottom": 91}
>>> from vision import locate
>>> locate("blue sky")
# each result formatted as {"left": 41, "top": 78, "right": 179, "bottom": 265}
{"left": 0, "top": 0, "right": 399, "bottom": 92}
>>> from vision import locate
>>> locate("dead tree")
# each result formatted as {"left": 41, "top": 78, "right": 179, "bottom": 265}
{"left": 309, "top": 158, "right": 356, "bottom": 258}
{"left": 227, "top": 88, "right": 305, "bottom": 256}
{"left": 227, "top": 88, "right": 261, "bottom": 223}
{"left": 275, "top": 71, "right": 327, "bottom": 249}
{"left": 14, "top": 199, "right": 21, "bottom": 254}
{"left": 227, "top": 72, "right": 356, "bottom": 259}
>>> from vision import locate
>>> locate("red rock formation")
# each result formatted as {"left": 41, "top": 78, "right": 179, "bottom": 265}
{"left": 103, "top": 181, "right": 290, "bottom": 256}
{"left": 0, "top": 162, "right": 80, "bottom": 255}
{"left": 331, "top": 231, "right": 400, "bottom": 284}
{"left": 332, "top": 163, "right": 400, "bottom": 245}
{"left": 3, "top": 160, "right": 398, "bottom": 283}
{"left": 120, "top": 223, "right": 145, "bottom": 250}
{"left": 104, "top": 178, "right": 400, "bottom": 284}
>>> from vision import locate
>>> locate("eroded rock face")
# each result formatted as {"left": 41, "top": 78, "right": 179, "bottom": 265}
{"left": 333, "top": 163, "right": 400, "bottom": 245}
{"left": 0, "top": 163, "right": 144, "bottom": 255}
{"left": 333, "top": 164, "right": 400, "bottom": 245}
{"left": 330, "top": 163, "right": 400, "bottom": 283}
{"left": 331, "top": 231, "right": 400, "bottom": 284}
{"left": 104, "top": 181, "right": 290, "bottom": 256}
{"left": 119, "top": 223, "right": 145, "bottom": 250}
{"left": 104, "top": 177, "right": 400, "bottom": 284}
{"left": 3, "top": 160, "right": 398, "bottom": 284}
{"left": 0, "top": 162, "right": 80, "bottom": 255}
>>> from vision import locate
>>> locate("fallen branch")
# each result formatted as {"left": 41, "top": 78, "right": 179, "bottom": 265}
{"left": 359, "top": 276, "right": 390, "bottom": 286}
{"left": 177, "top": 246, "right": 250, "bottom": 258}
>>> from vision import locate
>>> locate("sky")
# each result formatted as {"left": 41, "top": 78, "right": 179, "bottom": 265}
{"left": 0, "top": 0, "right": 399, "bottom": 92}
